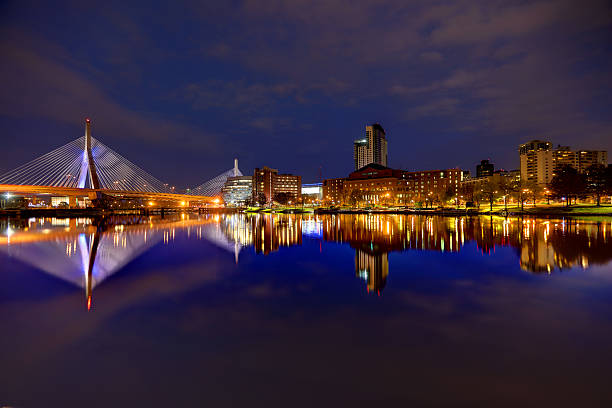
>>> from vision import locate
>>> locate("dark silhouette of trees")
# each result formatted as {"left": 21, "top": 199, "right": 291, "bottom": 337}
{"left": 497, "top": 178, "right": 513, "bottom": 210}
{"left": 256, "top": 192, "right": 267, "bottom": 206}
{"left": 549, "top": 165, "right": 586, "bottom": 206}
{"left": 524, "top": 180, "right": 543, "bottom": 207}
{"left": 273, "top": 192, "right": 294, "bottom": 205}
{"left": 460, "top": 183, "right": 475, "bottom": 205}
{"left": 511, "top": 179, "right": 528, "bottom": 211}
{"left": 348, "top": 189, "right": 361, "bottom": 207}
{"left": 585, "top": 164, "right": 608, "bottom": 206}
{"left": 443, "top": 186, "right": 456, "bottom": 207}
{"left": 479, "top": 180, "right": 499, "bottom": 211}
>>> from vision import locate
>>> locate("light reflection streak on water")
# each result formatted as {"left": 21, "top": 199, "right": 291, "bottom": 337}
{"left": 1, "top": 214, "right": 612, "bottom": 300}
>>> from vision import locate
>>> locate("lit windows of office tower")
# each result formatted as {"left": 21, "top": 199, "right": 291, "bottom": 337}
{"left": 519, "top": 140, "right": 553, "bottom": 185}
{"left": 353, "top": 123, "right": 387, "bottom": 170}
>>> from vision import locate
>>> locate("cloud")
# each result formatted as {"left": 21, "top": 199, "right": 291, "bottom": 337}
{"left": 420, "top": 51, "right": 444, "bottom": 62}
{"left": 0, "top": 30, "right": 218, "bottom": 150}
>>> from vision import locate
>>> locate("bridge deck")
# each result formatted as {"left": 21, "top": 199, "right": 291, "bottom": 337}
{"left": 0, "top": 184, "right": 214, "bottom": 203}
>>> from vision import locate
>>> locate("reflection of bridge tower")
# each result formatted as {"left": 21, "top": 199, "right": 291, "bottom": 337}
{"left": 355, "top": 248, "right": 388, "bottom": 293}
{"left": 85, "top": 229, "right": 100, "bottom": 310}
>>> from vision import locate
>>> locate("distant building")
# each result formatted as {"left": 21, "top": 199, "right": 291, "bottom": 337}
{"left": 302, "top": 183, "right": 322, "bottom": 200}
{"left": 353, "top": 138, "right": 369, "bottom": 170}
{"left": 552, "top": 146, "right": 608, "bottom": 173}
{"left": 252, "top": 166, "right": 301, "bottom": 204}
{"left": 322, "top": 178, "right": 345, "bottom": 205}
{"left": 576, "top": 150, "right": 608, "bottom": 173}
{"left": 353, "top": 123, "right": 388, "bottom": 170}
{"left": 552, "top": 145, "right": 575, "bottom": 172}
{"left": 253, "top": 166, "right": 277, "bottom": 203}
{"left": 274, "top": 174, "right": 301, "bottom": 202}
{"left": 476, "top": 159, "right": 494, "bottom": 178}
{"left": 519, "top": 140, "right": 553, "bottom": 185}
{"left": 222, "top": 176, "right": 253, "bottom": 206}
{"left": 461, "top": 169, "right": 520, "bottom": 192}
{"left": 324, "top": 163, "right": 464, "bottom": 206}
{"left": 521, "top": 141, "right": 608, "bottom": 184}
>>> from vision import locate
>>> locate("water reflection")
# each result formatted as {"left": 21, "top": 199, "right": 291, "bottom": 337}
{"left": 1, "top": 214, "right": 612, "bottom": 303}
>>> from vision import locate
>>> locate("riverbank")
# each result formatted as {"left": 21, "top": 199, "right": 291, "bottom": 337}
{"left": 314, "top": 204, "right": 612, "bottom": 217}
{"left": 0, "top": 207, "right": 207, "bottom": 218}
{"left": 2, "top": 205, "right": 611, "bottom": 218}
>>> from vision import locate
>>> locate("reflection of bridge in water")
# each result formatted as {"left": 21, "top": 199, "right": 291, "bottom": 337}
{"left": 2, "top": 214, "right": 612, "bottom": 305}
{"left": 0, "top": 215, "right": 247, "bottom": 309}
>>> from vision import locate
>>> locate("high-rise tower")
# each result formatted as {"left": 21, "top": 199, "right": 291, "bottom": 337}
{"left": 519, "top": 140, "right": 553, "bottom": 185}
{"left": 353, "top": 123, "right": 387, "bottom": 170}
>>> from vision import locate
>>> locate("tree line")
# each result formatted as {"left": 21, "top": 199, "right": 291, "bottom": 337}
{"left": 466, "top": 164, "right": 612, "bottom": 209}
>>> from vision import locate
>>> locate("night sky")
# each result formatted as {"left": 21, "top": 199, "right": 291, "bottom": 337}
{"left": 1, "top": 0, "right": 611, "bottom": 188}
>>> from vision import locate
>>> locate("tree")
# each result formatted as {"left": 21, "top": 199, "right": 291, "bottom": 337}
{"left": 550, "top": 165, "right": 586, "bottom": 206}
{"left": 459, "top": 183, "right": 475, "bottom": 207}
{"left": 497, "top": 178, "right": 513, "bottom": 211}
{"left": 443, "top": 186, "right": 456, "bottom": 208}
{"left": 348, "top": 189, "right": 361, "bottom": 207}
{"left": 273, "top": 192, "right": 294, "bottom": 205}
{"left": 256, "top": 192, "right": 267, "bottom": 206}
{"left": 511, "top": 179, "right": 529, "bottom": 211}
{"left": 524, "top": 180, "right": 543, "bottom": 207}
{"left": 584, "top": 164, "right": 608, "bottom": 206}
{"left": 479, "top": 180, "right": 499, "bottom": 212}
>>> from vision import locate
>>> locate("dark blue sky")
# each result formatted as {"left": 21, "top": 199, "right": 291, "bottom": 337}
{"left": 1, "top": 0, "right": 611, "bottom": 188}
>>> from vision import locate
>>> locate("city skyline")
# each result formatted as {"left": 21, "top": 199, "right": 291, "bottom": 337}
{"left": 1, "top": 1, "right": 611, "bottom": 189}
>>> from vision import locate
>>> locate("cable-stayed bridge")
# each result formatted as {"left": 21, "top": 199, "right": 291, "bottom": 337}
{"left": 0, "top": 119, "right": 241, "bottom": 207}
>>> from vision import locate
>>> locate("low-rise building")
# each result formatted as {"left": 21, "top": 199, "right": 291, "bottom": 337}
{"left": 476, "top": 160, "right": 494, "bottom": 178}
{"left": 322, "top": 178, "right": 345, "bottom": 205}
{"left": 302, "top": 183, "right": 322, "bottom": 204}
{"left": 252, "top": 166, "right": 301, "bottom": 204}
{"left": 323, "top": 164, "right": 465, "bottom": 206}
{"left": 222, "top": 176, "right": 253, "bottom": 206}
{"left": 273, "top": 174, "right": 301, "bottom": 202}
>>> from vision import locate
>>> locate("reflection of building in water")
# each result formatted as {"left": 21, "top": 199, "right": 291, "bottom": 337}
{"left": 249, "top": 214, "right": 302, "bottom": 255}
{"left": 461, "top": 217, "right": 612, "bottom": 273}
{"left": 318, "top": 214, "right": 612, "bottom": 275}
{"left": 321, "top": 214, "right": 462, "bottom": 293}
{"left": 2, "top": 213, "right": 612, "bottom": 305}
{"left": 355, "top": 247, "right": 388, "bottom": 293}
{"left": 322, "top": 214, "right": 464, "bottom": 253}
{"left": 214, "top": 214, "right": 304, "bottom": 256}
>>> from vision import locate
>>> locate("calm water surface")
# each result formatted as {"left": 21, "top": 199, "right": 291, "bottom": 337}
{"left": 1, "top": 213, "right": 612, "bottom": 407}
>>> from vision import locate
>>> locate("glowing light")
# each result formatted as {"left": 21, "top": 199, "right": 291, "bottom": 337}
{"left": 87, "top": 295, "right": 92, "bottom": 311}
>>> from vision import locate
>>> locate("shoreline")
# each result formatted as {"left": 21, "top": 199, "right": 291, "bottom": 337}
{"left": 1, "top": 206, "right": 611, "bottom": 218}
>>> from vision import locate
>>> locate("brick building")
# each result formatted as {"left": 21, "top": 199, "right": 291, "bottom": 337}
{"left": 323, "top": 164, "right": 464, "bottom": 206}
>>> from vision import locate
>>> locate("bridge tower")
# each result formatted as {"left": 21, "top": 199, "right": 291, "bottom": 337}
{"left": 234, "top": 158, "right": 239, "bottom": 177}
{"left": 85, "top": 118, "right": 101, "bottom": 189}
